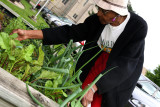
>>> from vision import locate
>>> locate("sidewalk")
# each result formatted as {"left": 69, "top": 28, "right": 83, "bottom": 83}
{"left": 30, "top": 1, "right": 36, "bottom": 7}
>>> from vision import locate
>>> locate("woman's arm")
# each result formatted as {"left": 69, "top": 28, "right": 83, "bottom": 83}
{"left": 11, "top": 29, "right": 43, "bottom": 41}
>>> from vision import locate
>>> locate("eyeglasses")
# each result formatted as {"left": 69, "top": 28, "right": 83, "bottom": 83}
{"left": 96, "top": 6, "right": 110, "bottom": 15}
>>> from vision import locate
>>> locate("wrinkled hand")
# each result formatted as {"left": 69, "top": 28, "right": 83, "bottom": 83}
{"left": 82, "top": 85, "right": 97, "bottom": 107}
{"left": 10, "top": 29, "right": 27, "bottom": 41}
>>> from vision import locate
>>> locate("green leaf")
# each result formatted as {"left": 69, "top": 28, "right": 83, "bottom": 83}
{"left": 10, "top": 33, "right": 18, "bottom": 39}
{"left": 23, "top": 44, "right": 35, "bottom": 62}
{"left": 58, "top": 99, "right": 63, "bottom": 105}
{"left": 22, "top": 64, "right": 30, "bottom": 80}
{"left": 33, "top": 46, "right": 44, "bottom": 66}
{"left": 45, "top": 80, "right": 53, "bottom": 87}
{"left": 75, "top": 101, "right": 82, "bottom": 107}
{"left": 8, "top": 55, "right": 15, "bottom": 61}
{"left": 71, "top": 100, "right": 76, "bottom": 107}
{"left": 38, "top": 70, "right": 60, "bottom": 80}
{"left": 62, "top": 91, "right": 68, "bottom": 97}
{"left": 53, "top": 81, "right": 59, "bottom": 88}
{"left": 52, "top": 75, "right": 63, "bottom": 88}
{"left": 4, "top": 17, "right": 27, "bottom": 34}
{"left": 30, "top": 66, "right": 41, "bottom": 74}
{"left": 0, "top": 32, "right": 10, "bottom": 50}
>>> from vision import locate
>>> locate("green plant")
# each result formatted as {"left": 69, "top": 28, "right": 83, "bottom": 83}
{"left": 0, "top": 32, "right": 43, "bottom": 79}
{"left": 1, "top": 0, "right": 49, "bottom": 29}
{"left": 146, "top": 65, "right": 160, "bottom": 87}
{"left": 88, "top": 9, "right": 95, "bottom": 16}
{"left": 26, "top": 83, "right": 44, "bottom": 107}
{"left": 4, "top": 17, "right": 28, "bottom": 34}
{"left": 0, "top": 30, "right": 82, "bottom": 104}
{"left": 0, "top": 8, "right": 12, "bottom": 32}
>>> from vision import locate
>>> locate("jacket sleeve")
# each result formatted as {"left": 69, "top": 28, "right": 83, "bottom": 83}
{"left": 96, "top": 19, "right": 148, "bottom": 94}
{"left": 42, "top": 15, "right": 99, "bottom": 45}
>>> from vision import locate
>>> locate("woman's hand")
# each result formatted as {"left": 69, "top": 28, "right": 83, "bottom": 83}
{"left": 10, "top": 29, "right": 43, "bottom": 41}
{"left": 10, "top": 29, "right": 27, "bottom": 41}
{"left": 82, "top": 84, "right": 98, "bottom": 107}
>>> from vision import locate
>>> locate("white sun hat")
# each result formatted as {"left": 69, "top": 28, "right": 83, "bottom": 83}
{"left": 94, "top": 0, "right": 129, "bottom": 16}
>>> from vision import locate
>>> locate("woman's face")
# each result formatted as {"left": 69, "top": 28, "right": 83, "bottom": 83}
{"left": 97, "top": 7, "right": 118, "bottom": 25}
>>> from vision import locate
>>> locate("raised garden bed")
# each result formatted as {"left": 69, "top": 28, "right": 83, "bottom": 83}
{"left": 0, "top": 67, "right": 59, "bottom": 107}
{"left": 0, "top": 9, "right": 84, "bottom": 106}
{"left": 0, "top": 1, "right": 110, "bottom": 106}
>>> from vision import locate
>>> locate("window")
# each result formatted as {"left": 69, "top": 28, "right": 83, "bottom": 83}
{"left": 73, "top": 13, "right": 78, "bottom": 19}
{"left": 62, "top": 0, "right": 69, "bottom": 5}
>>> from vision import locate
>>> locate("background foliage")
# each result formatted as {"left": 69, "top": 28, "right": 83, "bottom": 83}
{"left": 146, "top": 65, "right": 160, "bottom": 87}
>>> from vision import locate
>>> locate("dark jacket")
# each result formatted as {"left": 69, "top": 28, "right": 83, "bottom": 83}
{"left": 42, "top": 12, "right": 148, "bottom": 107}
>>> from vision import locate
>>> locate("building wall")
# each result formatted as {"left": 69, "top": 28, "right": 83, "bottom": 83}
{"left": 66, "top": 0, "right": 97, "bottom": 23}
{"left": 31, "top": 0, "right": 131, "bottom": 23}
{"left": 142, "top": 67, "right": 147, "bottom": 75}
{"left": 36, "top": 0, "right": 97, "bottom": 24}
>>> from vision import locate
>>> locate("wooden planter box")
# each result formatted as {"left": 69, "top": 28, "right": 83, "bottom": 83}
{"left": 0, "top": 68, "right": 59, "bottom": 107}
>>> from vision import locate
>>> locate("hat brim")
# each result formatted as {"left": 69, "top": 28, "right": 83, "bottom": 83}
{"left": 94, "top": 0, "right": 128, "bottom": 16}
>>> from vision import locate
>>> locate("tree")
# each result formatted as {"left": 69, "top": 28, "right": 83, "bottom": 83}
{"left": 88, "top": 9, "right": 95, "bottom": 16}
{"left": 127, "top": 3, "right": 135, "bottom": 12}
{"left": 146, "top": 65, "right": 160, "bottom": 87}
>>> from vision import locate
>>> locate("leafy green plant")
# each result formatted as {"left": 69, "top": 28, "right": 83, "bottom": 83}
{"left": 27, "top": 40, "right": 84, "bottom": 103}
{"left": 4, "top": 17, "right": 28, "bottom": 34}
{"left": 0, "top": 8, "right": 12, "bottom": 32}
{"left": 0, "top": 29, "right": 83, "bottom": 105}
{"left": 0, "top": 32, "right": 43, "bottom": 79}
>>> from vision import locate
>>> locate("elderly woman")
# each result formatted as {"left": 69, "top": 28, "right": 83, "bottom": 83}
{"left": 12, "top": 0, "right": 148, "bottom": 106}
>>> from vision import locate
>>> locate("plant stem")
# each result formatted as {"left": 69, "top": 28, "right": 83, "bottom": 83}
{"left": 65, "top": 47, "right": 104, "bottom": 86}
{"left": 60, "top": 88, "right": 82, "bottom": 107}
{"left": 1, "top": 55, "right": 8, "bottom": 68}
{"left": 30, "top": 83, "right": 81, "bottom": 90}
{"left": 30, "top": 79, "right": 38, "bottom": 83}
{"left": 5, "top": 62, "right": 9, "bottom": 70}
{"left": 11, "top": 63, "right": 25, "bottom": 72}
{"left": 83, "top": 45, "right": 98, "bottom": 52}
{"left": 24, "top": 73, "right": 33, "bottom": 82}
{"left": 73, "top": 67, "right": 117, "bottom": 107}
{"left": 0, "top": 57, "right": 3, "bottom": 64}
{"left": 75, "top": 74, "right": 103, "bottom": 107}
{"left": 26, "top": 83, "right": 44, "bottom": 107}
{"left": 9, "top": 58, "right": 22, "bottom": 73}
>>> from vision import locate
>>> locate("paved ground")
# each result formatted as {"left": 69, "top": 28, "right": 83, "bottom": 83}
{"left": 7, "top": 0, "right": 25, "bottom": 9}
